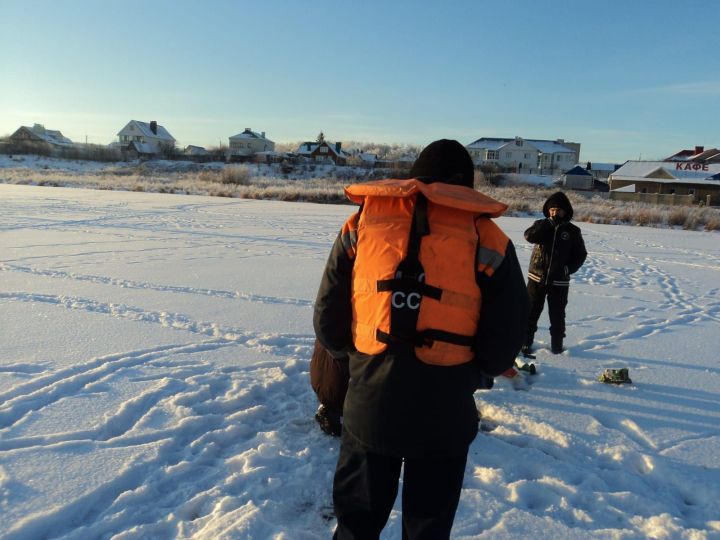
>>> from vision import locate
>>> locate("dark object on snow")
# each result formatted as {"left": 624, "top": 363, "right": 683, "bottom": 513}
{"left": 551, "top": 336, "right": 564, "bottom": 354}
{"left": 599, "top": 368, "right": 632, "bottom": 384}
{"left": 516, "top": 361, "right": 536, "bottom": 375}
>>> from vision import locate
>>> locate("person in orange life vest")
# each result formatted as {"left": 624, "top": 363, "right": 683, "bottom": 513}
{"left": 523, "top": 191, "right": 587, "bottom": 355}
{"left": 313, "top": 139, "right": 528, "bottom": 539}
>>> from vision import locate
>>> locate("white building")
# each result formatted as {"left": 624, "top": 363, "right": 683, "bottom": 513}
{"left": 229, "top": 128, "right": 275, "bottom": 156}
{"left": 117, "top": 120, "right": 176, "bottom": 155}
{"left": 466, "top": 137, "right": 580, "bottom": 174}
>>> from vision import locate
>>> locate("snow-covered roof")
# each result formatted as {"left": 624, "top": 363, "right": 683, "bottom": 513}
{"left": 229, "top": 128, "right": 274, "bottom": 143}
{"left": 466, "top": 138, "right": 511, "bottom": 151}
{"left": 128, "top": 141, "right": 157, "bottom": 154}
{"left": 610, "top": 161, "right": 720, "bottom": 185}
{"left": 184, "top": 145, "right": 208, "bottom": 155}
{"left": 14, "top": 124, "right": 74, "bottom": 146}
{"left": 583, "top": 162, "right": 619, "bottom": 172}
{"left": 531, "top": 140, "right": 574, "bottom": 154}
{"left": 295, "top": 141, "right": 349, "bottom": 157}
{"left": 467, "top": 137, "right": 574, "bottom": 154}
{"left": 295, "top": 142, "right": 316, "bottom": 155}
{"left": 118, "top": 121, "right": 175, "bottom": 142}
{"left": 689, "top": 148, "right": 720, "bottom": 162}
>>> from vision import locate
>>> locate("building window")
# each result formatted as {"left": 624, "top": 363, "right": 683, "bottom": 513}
{"left": 505, "top": 152, "right": 512, "bottom": 158}
{"left": 320, "top": 147, "right": 328, "bottom": 154}
{"left": 688, "top": 188, "right": 695, "bottom": 195}
{"left": 524, "top": 153, "right": 531, "bottom": 159}
{"left": 486, "top": 150, "right": 498, "bottom": 160}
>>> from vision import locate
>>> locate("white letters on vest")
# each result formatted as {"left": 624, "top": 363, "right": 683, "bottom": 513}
{"left": 392, "top": 291, "right": 421, "bottom": 310}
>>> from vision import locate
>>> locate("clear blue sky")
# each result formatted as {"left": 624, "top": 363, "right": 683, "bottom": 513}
{"left": 1, "top": 0, "right": 718, "bottom": 162}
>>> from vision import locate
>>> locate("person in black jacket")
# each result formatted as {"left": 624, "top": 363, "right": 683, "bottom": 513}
{"left": 524, "top": 191, "right": 587, "bottom": 355}
{"left": 314, "top": 140, "right": 528, "bottom": 539}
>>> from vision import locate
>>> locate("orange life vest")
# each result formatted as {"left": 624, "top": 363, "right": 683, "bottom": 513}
{"left": 343, "top": 178, "right": 509, "bottom": 366}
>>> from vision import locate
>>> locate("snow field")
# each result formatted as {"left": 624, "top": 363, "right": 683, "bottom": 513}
{"left": 1, "top": 184, "right": 719, "bottom": 539}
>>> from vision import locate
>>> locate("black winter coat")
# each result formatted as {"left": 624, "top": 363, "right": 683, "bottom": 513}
{"left": 313, "top": 210, "right": 529, "bottom": 458}
{"left": 525, "top": 192, "right": 587, "bottom": 286}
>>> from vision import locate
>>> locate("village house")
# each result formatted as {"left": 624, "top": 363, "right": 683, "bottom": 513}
{"left": 228, "top": 128, "right": 275, "bottom": 157}
{"left": 560, "top": 165, "right": 609, "bottom": 192}
{"left": 609, "top": 161, "right": 720, "bottom": 206}
{"left": 117, "top": 120, "right": 176, "bottom": 157}
{"left": 295, "top": 139, "right": 349, "bottom": 165}
{"left": 466, "top": 136, "right": 580, "bottom": 174}
{"left": 184, "top": 145, "right": 209, "bottom": 156}
{"left": 584, "top": 162, "right": 621, "bottom": 182}
{"left": 10, "top": 124, "right": 74, "bottom": 149}
{"left": 664, "top": 146, "right": 720, "bottom": 164}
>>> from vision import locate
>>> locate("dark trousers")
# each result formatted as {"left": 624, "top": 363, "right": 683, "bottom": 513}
{"left": 333, "top": 435, "right": 467, "bottom": 540}
{"left": 527, "top": 279, "right": 569, "bottom": 341}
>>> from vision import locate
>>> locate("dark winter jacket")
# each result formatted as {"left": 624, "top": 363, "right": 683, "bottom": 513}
{"left": 313, "top": 192, "right": 528, "bottom": 458}
{"left": 525, "top": 192, "right": 587, "bottom": 286}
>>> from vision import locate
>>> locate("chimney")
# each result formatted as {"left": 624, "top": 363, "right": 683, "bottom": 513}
{"left": 261, "top": 131, "right": 265, "bottom": 139}
{"left": 245, "top": 128, "right": 252, "bottom": 133}
{"left": 695, "top": 146, "right": 704, "bottom": 155}
{"left": 150, "top": 121, "right": 158, "bottom": 135}
{"left": 335, "top": 142, "right": 342, "bottom": 152}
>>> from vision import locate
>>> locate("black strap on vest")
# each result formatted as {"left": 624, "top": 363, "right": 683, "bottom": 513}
{"left": 376, "top": 279, "right": 442, "bottom": 300}
{"left": 408, "top": 194, "right": 429, "bottom": 256}
{"left": 378, "top": 194, "right": 475, "bottom": 352}
{"left": 376, "top": 329, "right": 475, "bottom": 348}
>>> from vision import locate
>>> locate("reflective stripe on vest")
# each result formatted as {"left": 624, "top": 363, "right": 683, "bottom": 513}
{"left": 346, "top": 179, "right": 509, "bottom": 366}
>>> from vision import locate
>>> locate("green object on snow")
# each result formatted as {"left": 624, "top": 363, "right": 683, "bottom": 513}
{"left": 599, "top": 368, "right": 632, "bottom": 384}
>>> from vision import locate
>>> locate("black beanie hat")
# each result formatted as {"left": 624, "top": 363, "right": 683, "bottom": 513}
{"left": 409, "top": 139, "right": 475, "bottom": 188}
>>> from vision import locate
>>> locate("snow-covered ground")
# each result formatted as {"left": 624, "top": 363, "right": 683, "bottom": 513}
{"left": 1, "top": 184, "right": 718, "bottom": 539}
{"left": 0, "top": 154, "right": 124, "bottom": 173}
{"left": 0, "top": 154, "right": 371, "bottom": 181}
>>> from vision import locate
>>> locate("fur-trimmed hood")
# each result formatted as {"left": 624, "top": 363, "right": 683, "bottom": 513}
{"left": 542, "top": 191, "right": 574, "bottom": 220}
